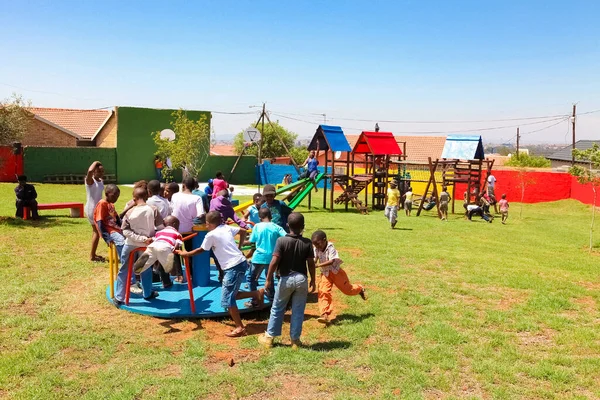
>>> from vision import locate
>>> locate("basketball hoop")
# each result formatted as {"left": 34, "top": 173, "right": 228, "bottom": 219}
{"left": 243, "top": 128, "right": 261, "bottom": 143}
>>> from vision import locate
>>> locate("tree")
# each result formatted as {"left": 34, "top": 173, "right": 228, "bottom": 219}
{"left": 0, "top": 94, "right": 31, "bottom": 145}
{"left": 515, "top": 168, "right": 537, "bottom": 219}
{"left": 234, "top": 121, "right": 301, "bottom": 162}
{"left": 505, "top": 154, "right": 551, "bottom": 168}
{"left": 569, "top": 144, "right": 600, "bottom": 251}
{"left": 152, "top": 110, "right": 210, "bottom": 180}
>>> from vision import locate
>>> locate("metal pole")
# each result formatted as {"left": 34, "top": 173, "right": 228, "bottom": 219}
{"left": 572, "top": 104, "right": 577, "bottom": 166}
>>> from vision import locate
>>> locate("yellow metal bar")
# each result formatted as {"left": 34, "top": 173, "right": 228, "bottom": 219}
{"left": 108, "top": 243, "right": 117, "bottom": 299}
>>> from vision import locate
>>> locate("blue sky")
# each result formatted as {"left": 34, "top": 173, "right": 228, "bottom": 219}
{"left": 1, "top": 0, "right": 599, "bottom": 144}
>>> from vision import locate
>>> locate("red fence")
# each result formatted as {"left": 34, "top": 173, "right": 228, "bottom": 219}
{"left": 0, "top": 146, "right": 23, "bottom": 182}
{"left": 454, "top": 169, "right": 597, "bottom": 205}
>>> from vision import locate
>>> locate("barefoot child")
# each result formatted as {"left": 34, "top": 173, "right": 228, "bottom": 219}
{"left": 498, "top": 193, "right": 509, "bottom": 224}
{"left": 311, "top": 230, "right": 366, "bottom": 324}
{"left": 177, "top": 211, "right": 264, "bottom": 337}
{"left": 86, "top": 161, "right": 105, "bottom": 261}
{"left": 258, "top": 212, "right": 316, "bottom": 349}
{"left": 384, "top": 181, "right": 400, "bottom": 229}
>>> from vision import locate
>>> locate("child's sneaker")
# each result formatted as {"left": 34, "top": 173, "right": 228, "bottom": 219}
{"left": 317, "top": 314, "right": 329, "bottom": 324}
{"left": 133, "top": 253, "right": 150, "bottom": 274}
{"left": 130, "top": 283, "right": 143, "bottom": 295}
{"left": 258, "top": 333, "right": 273, "bottom": 348}
{"left": 359, "top": 287, "right": 367, "bottom": 301}
{"left": 291, "top": 339, "right": 302, "bottom": 350}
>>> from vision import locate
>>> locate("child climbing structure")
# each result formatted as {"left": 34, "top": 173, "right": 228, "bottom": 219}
{"left": 306, "top": 125, "right": 353, "bottom": 212}
{"left": 414, "top": 135, "right": 495, "bottom": 216}
{"left": 337, "top": 130, "right": 403, "bottom": 213}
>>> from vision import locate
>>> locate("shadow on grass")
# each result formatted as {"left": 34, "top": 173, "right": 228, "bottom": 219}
{"left": 392, "top": 227, "right": 413, "bottom": 231}
{"left": 308, "top": 340, "right": 352, "bottom": 351}
{"left": 332, "top": 312, "right": 375, "bottom": 325}
{"left": 0, "top": 216, "right": 82, "bottom": 229}
{"left": 159, "top": 319, "right": 203, "bottom": 334}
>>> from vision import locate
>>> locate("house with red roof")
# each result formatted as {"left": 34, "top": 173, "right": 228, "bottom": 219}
{"left": 23, "top": 107, "right": 116, "bottom": 147}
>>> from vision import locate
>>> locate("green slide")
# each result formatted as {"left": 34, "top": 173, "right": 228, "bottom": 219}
{"left": 286, "top": 172, "right": 325, "bottom": 210}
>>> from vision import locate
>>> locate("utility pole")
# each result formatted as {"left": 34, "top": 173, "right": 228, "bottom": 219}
{"left": 260, "top": 103, "right": 266, "bottom": 165}
{"left": 516, "top": 127, "right": 520, "bottom": 158}
{"left": 572, "top": 104, "right": 577, "bottom": 166}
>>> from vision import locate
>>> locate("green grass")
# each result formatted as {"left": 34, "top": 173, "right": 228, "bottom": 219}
{"left": 1, "top": 183, "right": 600, "bottom": 399}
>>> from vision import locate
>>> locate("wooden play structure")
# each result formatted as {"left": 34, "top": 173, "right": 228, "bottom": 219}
{"left": 308, "top": 127, "right": 403, "bottom": 213}
{"left": 391, "top": 135, "right": 495, "bottom": 217}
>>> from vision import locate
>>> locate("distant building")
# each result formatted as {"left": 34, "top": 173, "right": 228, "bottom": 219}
{"left": 547, "top": 140, "right": 600, "bottom": 169}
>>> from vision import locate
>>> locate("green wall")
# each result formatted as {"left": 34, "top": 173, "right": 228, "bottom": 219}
{"left": 24, "top": 147, "right": 116, "bottom": 182}
{"left": 116, "top": 107, "right": 211, "bottom": 184}
{"left": 199, "top": 155, "right": 257, "bottom": 184}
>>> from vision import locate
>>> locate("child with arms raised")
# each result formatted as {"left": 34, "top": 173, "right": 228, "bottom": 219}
{"left": 312, "top": 230, "right": 366, "bottom": 324}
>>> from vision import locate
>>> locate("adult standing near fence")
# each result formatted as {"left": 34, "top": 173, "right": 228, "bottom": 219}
{"left": 86, "top": 161, "right": 105, "bottom": 262}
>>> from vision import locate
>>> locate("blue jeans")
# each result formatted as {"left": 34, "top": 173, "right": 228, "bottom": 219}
{"left": 221, "top": 261, "right": 247, "bottom": 309}
{"left": 248, "top": 262, "right": 268, "bottom": 292}
{"left": 115, "top": 244, "right": 154, "bottom": 302}
{"left": 155, "top": 168, "right": 162, "bottom": 181}
{"left": 266, "top": 272, "right": 308, "bottom": 340}
{"left": 107, "top": 232, "right": 125, "bottom": 264}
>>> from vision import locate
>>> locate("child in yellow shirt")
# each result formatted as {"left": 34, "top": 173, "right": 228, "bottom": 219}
{"left": 384, "top": 181, "right": 400, "bottom": 229}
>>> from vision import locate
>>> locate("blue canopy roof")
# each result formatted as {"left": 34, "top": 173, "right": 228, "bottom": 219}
{"left": 441, "top": 135, "right": 485, "bottom": 160}
{"left": 308, "top": 125, "right": 352, "bottom": 152}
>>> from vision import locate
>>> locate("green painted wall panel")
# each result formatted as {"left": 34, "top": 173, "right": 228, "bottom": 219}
{"left": 198, "top": 156, "right": 257, "bottom": 184}
{"left": 116, "top": 107, "right": 211, "bottom": 184}
{"left": 24, "top": 147, "right": 117, "bottom": 182}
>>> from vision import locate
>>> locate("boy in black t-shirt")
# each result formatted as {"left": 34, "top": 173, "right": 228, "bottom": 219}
{"left": 258, "top": 212, "right": 316, "bottom": 349}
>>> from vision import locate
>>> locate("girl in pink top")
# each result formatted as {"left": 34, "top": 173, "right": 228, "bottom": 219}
{"left": 498, "top": 194, "right": 509, "bottom": 224}
{"left": 212, "top": 171, "right": 229, "bottom": 198}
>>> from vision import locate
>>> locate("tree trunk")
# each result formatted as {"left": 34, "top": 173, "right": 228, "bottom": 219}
{"left": 520, "top": 184, "right": 525, "bottom": 219}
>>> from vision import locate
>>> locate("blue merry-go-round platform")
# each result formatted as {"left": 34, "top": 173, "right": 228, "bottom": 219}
{"left": 106, "top": 265, "right": 271, "bottom": 318}
{"left": 106, "top": 226, "right": 271, "bottom": 319}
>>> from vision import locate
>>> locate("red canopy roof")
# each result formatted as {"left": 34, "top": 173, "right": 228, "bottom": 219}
{"left": 352, "top": 131, "right": 402, "bottom": 155}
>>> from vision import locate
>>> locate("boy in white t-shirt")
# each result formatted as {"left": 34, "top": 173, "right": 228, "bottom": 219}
{"left": 177, "top": 211, "right": 264, "bottom": 337}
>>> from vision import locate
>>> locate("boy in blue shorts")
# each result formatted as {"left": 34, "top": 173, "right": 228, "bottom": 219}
{"left": 244, "top": 208, "right": 287, "bottom": 306}
{"left": 177, "top": 211, "right": 264, "bottom": 337}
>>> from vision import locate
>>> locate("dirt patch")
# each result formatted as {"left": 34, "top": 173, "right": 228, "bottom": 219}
{"left": 517, "top": 328, "right": 555, "bottom": 347}
{"left": 6, "top": 298, "right": 39, "bottom": 317}
{"left": 577, "top": 281, "right": 600, "bottom": 291}
{"left": 573, "top": 296, "right": 597, "bottom": 313}
{"left": 205, "top": 348, "right": 261, "bottom": 372}
{"left": 495, "top": 288, "right": 529, "bottom": 310}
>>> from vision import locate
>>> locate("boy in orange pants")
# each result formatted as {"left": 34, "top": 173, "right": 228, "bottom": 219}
{"left": 311, "top": 230, "right": 366, "bottom": 324}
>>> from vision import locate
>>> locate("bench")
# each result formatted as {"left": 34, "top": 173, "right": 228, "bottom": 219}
{"left": 23, "top": 202, "right": 84, "bottom": 220}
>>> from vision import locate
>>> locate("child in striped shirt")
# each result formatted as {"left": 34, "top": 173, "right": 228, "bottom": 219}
{"left": 133, "top": 215, "right": 183, "bottom": 275}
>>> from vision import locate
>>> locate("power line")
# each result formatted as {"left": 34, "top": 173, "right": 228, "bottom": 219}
{"left": 518, "top": 117, "right": 570, "bottom": 136}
